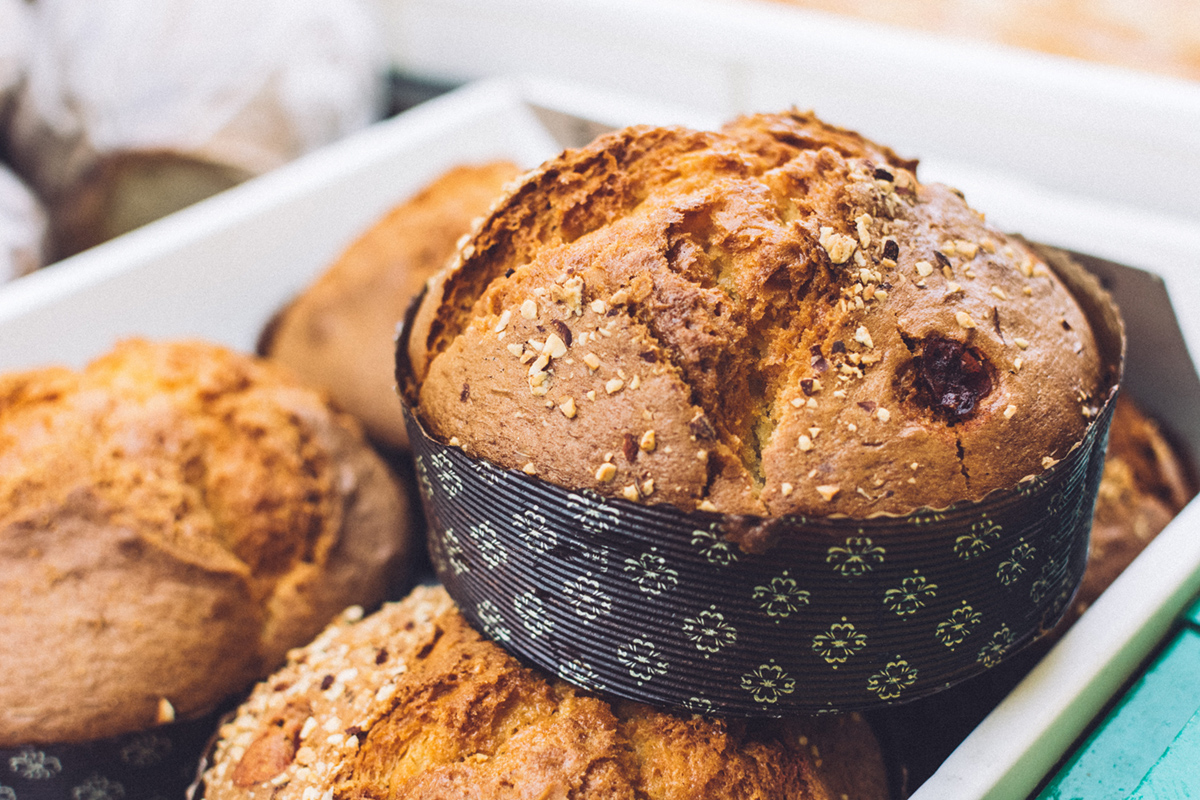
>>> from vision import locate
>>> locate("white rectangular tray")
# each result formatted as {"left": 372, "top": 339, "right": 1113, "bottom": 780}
{"left": 2, "top": 76, "right": 1199, "bottom": 799}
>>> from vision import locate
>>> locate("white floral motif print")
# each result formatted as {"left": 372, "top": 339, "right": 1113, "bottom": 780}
{"left": 977, "top": 624, "right": 1015, "bottom": 668}
{"left": 996, "top": 541, "right": 1036, "bottom": 586}
{"left": 935, "top": 603, "right": 982, "bottom": 648}
{"left": 0, "top": 785, "right": 15, "bottom": 800}
{"left": 440, "top": 527, "right": 468, "bottom": 575}
{"left": 812, "top": 619, "right": 867, "bottom": 666}
{"left": 623, "top": 550, "right": 679, "bottom": 596}
{"left": 513, "top": 591, "right": 552, "bottom": 638}
{"left": 752, "top": 573, "right": 811, "bottom": 620}
{"left": 1016, "top": 473, "right": 1048, "bottom": 497}
{"left": 470, "top": 457, "right": 506, "bottom": 486}
{"left": 883, "top": 573, "right": 938, "bottom": 616}
{"left": 826, "top": 535, "right": 885, "bottom": 576}
{"left": 9, "top": 751, "right": 61, "bottom": 780}
{"left": 559, "top": 658, "right": 607, "bottom": 692}
{"left": 430, "top": 451, "right": 462, "bottom": 497}
{"left": 1030, "top": 560, "right": 1060, "bottom": 603}
{"left": 510, "top": 509, "right": 558, "bottom": 555}
{"left": 867, "top": 660, "right": 918, "bottom": 700}
{"left": 954, "top": 516, "right": 1002, "bottom": 560}
{"left": 740, "top": 661, "right": 795, "bottom": 704}
{"left": 414, "top": 455, "right": 434, "bottom": 501}
{"left": 682, "top": 696, "right": 716, "bottom": 715}
{"left": 567, "top": 491, "right": 621, "bottom": 536}
{"left": 475, "top": 599, "right": 512, "bottom": 643}
{"left": 71, "top": 775, "right": 124, "bottom": 800}
{"left": 120, "top": 733, "right": 172, "bottom": 767}
{"left": 471, "top": 520, "right": 509, "bottom": 569}
{"left": 681, "top": 606, "right": 737, "bottom": 656}
{"left": 561, "top": 573, "right": 613, "bottom": 622}
{"left": 690, "top": 527, "right": 738, "bottom": 566}
{"left": 617, "top": 638, "right": 668, "bottom": 685}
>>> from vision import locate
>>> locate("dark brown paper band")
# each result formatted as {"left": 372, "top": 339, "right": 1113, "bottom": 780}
{"left": 396, "top": 242, "right": 1123, "bottom": 716}
{"left": 403, "top": 398, "right": 1112, "bottom": 715}
{"left": 0, "top": 712, "right": 223, "bottom": 800}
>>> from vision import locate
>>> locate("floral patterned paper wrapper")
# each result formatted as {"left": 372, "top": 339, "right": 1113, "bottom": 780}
{"left": 0, "top": 712, "right": 224, "bottom": 800}
{"left": 396, "top": 244, "right": 1124, "bottom": 716}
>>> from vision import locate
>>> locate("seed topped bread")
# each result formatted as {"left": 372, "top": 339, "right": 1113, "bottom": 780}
{"left": 202, "top": 584, "right": 890, "bottom": 800}
{"left": 405, "top": 111, "right": 1104, "bottom": 517}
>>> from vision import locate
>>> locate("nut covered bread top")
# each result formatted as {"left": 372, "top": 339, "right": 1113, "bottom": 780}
{"left": 202, "top": 584, "right": 889, "bottom": 800}
{"left": 0, "top": 339, "right": 411, "bottom": 745}
{"left": 406, "top": 111, "right": 1104, "bottom": 517}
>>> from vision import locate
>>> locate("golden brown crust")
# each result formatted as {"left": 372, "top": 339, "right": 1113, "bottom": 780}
{"left": 407, "top": 111, "right": 1103, "bottom": 517}
{"left": 266, "top": 162, "right": 522, "bottom": 449}
{"left": 0, "top": 339, "right": 413, "bottom": 745}
{"left": 203, "top": 585, "right": 889, "bottom": 800}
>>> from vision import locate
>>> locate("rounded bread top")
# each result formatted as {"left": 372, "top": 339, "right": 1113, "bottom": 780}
{"left": 0, "top": 339, "right": 411, "bottom": 745}
{"left": 406, "top": 111, "right": 1104, "bottom": 518}
{"left": 202, "top": 584, "right": 889, "bottom": 800}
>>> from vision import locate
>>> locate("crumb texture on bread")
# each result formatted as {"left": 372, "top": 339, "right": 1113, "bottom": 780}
{"left": 203, "top": 585, "right": 888, "bottom": 800}
{"left": 266, "top": 161, "right": 521, "bottom": 450}
{"left": 407, "top": 111, "right": 1103, "bottom": 517}
{"left": 0, "top": 339, "right": 410, "bottom": 745}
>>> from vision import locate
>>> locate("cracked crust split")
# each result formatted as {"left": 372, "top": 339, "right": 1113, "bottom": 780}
{"left": 405, "top": 110, "right": 1103, "bottom": 519}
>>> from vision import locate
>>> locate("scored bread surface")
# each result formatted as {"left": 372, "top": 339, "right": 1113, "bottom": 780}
{"left": 0, "top": 339, "right": 412, "bottom": 744}
{"left": 406, "top": 112, "right": 1103, "bottom": 518}
{"left": 203, "top": 585, "right": 889, "bottom": 800}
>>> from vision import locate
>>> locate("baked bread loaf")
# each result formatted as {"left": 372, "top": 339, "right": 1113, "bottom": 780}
{"left": 406, "top": 111, "right": 1105, "bottom": 518}
{"left": 201, "top": 584, "right": 890, "bottom": 800}
{"left": 0, "top": 339, "right": 413, "bottom": 746}
{"left": 263, "top": 161, "right": 521, "bottom": 450}
{"left": 6, "top": 0, "right": 386, "bottom": 259}
{"left": 0, "top": 162, "right": 48, "bottom": 282}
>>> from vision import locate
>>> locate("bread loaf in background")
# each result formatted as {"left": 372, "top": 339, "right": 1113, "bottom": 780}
{"left": 202, "top": 584, "right": 890, "bottom": 800}
{"left": 5, "top": 0, "right": 388, "bottom": 260}
{"left": 0, "top": 339, "right": 414, "bottom": 746}
{"left": 406, "top": 111, "right": 1106, "bottom": 518}
{"left": 263, "top": 161, "right": 522, "bottom": 451}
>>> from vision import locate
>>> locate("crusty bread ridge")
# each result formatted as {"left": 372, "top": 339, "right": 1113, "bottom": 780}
{"left": 0, "top": 339, "right": 413, "bottom": 745}
{"left": 406, "top": 111, "right": 1104, "bottom": 518}
{"left": 265, "top": 161, "right": 521, "bottom": 450}
{"left": 202, "top": 584, "right": 890, "bottom": 800}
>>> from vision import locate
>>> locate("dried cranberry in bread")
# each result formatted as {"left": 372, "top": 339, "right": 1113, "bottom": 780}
{"left": 263, "top": 161, "right": 521, "bottom": 450}
{"left": 0, "top": 339, "right": 413, "bottom": 745}
{"left": 201, "top": 584, "right": 889, "bottom": 800}
{"left": 406, "top": 111, "right": 1104, "bottom": 517}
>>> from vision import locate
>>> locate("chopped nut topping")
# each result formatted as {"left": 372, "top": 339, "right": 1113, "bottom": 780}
{"left": 806, "top": 397, "right": 818, "bottom": 409}
{"left": 520, "top": 299, "right": 538, "bottom": 320}
{"left": 522, "top": 462, "right": 537, "bottom": 475}
{"left": 494, "top": 309, "right": 512, "bottom": 333}
{"left": 1004, "top": 404, "right": 1017, "bottom": 419}
{"left": 819, "top": 226, "right": 857, "bottom": 264}
{"left": 955, "top": 310, "right": 976, "bottom": 329}
{"left": 981, "top": 238, "right": 997, "bottom": 254}
{"left": 605, "top": 378, "right": 625, "bottom": 394}
{"left": 629, "top": 374, "right": 641, "bottom": 390}
{"left": 1013, "top": 356, "right": 1024, "bottom": 372}
{"left": 855, "top": 214, "right": 873, "bottom": 248}
{"left": 1015, "top": 337, "right": 1030, "bottom": 349}
{"left": 938, "top": 241, "right": 958, "bottom": 256}
{"left": 448, "top": 436, "right": 461, "bottom": 447}
{"left": 847, "top": 422, "right": 858, "bottom": 433}
{"left": 855, "top": 325, "right": 874, "bottom": 349}
{"left": 157, "top": 697, "right": 176, "bottom": 724}
{"left": 641, "top": 479, "right": 655, "bottom": 496}
{"left": 990, "top": 286, "right": 1008, "bottom": 300}
{"left": 549, "top": 276, "right": 584, "bottom": 313}
{"left": 529, "top": 353, "right": 550, "bottom": 375}
{"left": 874, "top": 288, "right": 889, "bottom": 302}
{"left": 816, "top": 484, "right": 840, "bottom": 501}
{"left": 1042, "top": 456, "right": 1059, "bottom": 469}
{"left": 506, "top": 343, "right": 525, "bottom": 358}
{"left": 876, "top": 407, "right": 891, "bottom": 422}
{"left": 942, "top": 265, "right": 955, "bottom": 280}
{"left": 544, "top": 333, "right": 568, "bottom": 358}
{"left": 590, "top": 299, "right": 607, "bottom": 314}
{"left": 781, "top": 482, "right": 794, "bottom": 496}
{"left": 791, "top": 397, "right": 805, "bottom": 408}
{"left": 915, "top": 260, "right": 934, "bottom": 277}
{"left": 957, "top": 240, "right": 979, "bottom": 259}
{"left": 587, "top": 390, "right": 596, "bottom": 401}
{"left": 698, "top": 499, "right": 719, "bottom": 512}
{"left": 559, "top": 397, "right": 577, "bottom": 418}
{"left": 622, "top": 484, "right": 640, "bottom": 501}
{"left": 583, "top": 353, "right": 601, "bottom": 370}
{"left": 639, "top": 430, "right": 657, "bottom": 452}
{"left": 808, "top": 427, "right": 822, "bottom": 439}
{"left": 595, "top": 462, "right": 618, "bottom": 482}
{"left": 798, "top": 434, "right": 815, "bottom": 451}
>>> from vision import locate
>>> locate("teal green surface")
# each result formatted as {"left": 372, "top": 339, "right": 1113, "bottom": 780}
{"left": 1036, "top": 628, "right": 1200, "bottom": 799}
{"left": 1185, "top": 594, "right": 1200, "bottom": 627}
{"left": 1129, "top": 707, "right": 1200, "bottom": 799}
